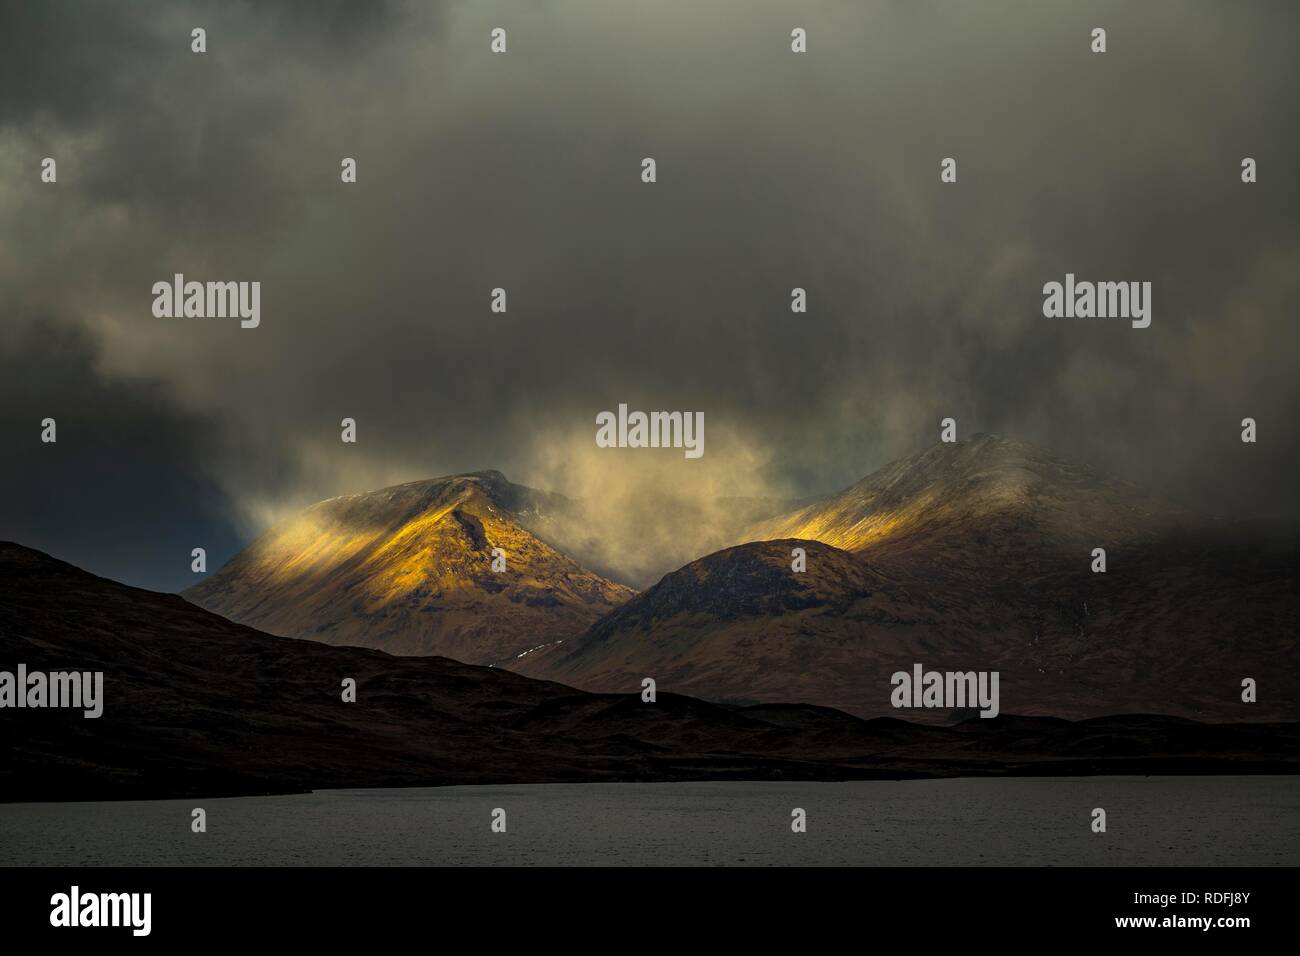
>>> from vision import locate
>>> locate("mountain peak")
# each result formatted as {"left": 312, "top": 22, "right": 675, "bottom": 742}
{"left": 185, "top": 471, "right": 633, "bottom": 664}
{"left": 745, "top": 436, "right": 1182, "bottom": 559}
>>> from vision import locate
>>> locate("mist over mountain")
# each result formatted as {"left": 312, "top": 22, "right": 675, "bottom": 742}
{"left": 536, "top": 487, "right": 811, "bottom": 590}
{"left": 744, "top": 433, "right": 1189, "bottom": 559}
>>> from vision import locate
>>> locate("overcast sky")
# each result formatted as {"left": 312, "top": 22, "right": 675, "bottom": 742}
{"left": 2, "top": 0, "right": 1297, "bottom": 591}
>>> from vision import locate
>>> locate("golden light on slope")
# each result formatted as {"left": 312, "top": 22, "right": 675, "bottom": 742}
{"left": 245, "top": 513, "right": 388, "bottom": 585}
{"left": 752, "top": 490, "right": 946, "bottom": 553}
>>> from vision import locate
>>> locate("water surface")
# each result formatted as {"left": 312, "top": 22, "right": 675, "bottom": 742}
{"left": 2, "top": 776, "right": 1296, "bottom": 866}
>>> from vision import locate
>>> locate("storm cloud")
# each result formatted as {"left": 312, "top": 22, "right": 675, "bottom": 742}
{"left": 1, "top": 0, "right": 1297, "bottom": 590}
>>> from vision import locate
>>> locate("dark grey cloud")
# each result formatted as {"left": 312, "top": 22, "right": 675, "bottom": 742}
{"left": 1, "top": 0, "right": 1297, "bottom": 589}
{"left": 0, "top": 319, "right": 244, "bottom": 590}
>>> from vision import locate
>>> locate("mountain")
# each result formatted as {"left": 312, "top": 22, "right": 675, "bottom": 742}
{"left": 517, "top": 436, "right": 1299, "bottom": 721}
{"left": 515, "top": 538, "right": 908, "bottom": 715}
{"left": 184, "top": 471, "right": 634, "bottom": 665}
{"left": 3, "top": 541, "right": 1297, "bottom": 802}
